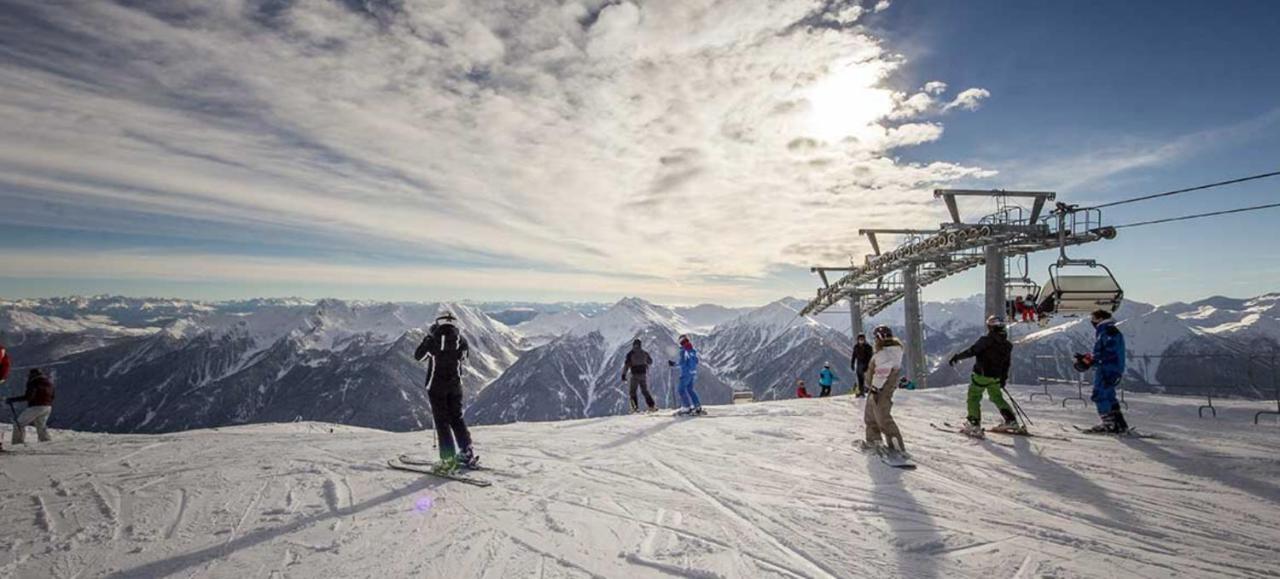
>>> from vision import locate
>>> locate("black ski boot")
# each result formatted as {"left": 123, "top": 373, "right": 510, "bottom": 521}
{"left": 1113, "top": 410, "right": 1130, "bottom": 434}
{"left": 457, "top": 447, "right": 480, "bottom": 469}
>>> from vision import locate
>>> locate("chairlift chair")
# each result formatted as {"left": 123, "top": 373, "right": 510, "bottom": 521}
{"left": 1005, "top": 279, "right": 1041, "bottom": 321}
{"left": 1036, "top": 262, "right": 1124, "bottom": 317}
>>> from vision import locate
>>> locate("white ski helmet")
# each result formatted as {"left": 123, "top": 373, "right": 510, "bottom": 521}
{"left": 435, "top": 311, "right": 458, "bottom": 327}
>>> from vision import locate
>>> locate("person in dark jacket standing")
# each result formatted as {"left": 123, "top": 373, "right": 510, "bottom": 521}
{"left": 850, "top": 334, "right": 873, "bottom": 398}
{"left": 414, "top": 312, "right": 476, "bottom": 473}
{"left": 949, "top": 316, "right": 1019, "bottom": 437}
{"left": 7, "top": 368, "right": 55, "bottom": 444}
{"left": 622, "top": 339, "right": 657, "bottom": 413}
{"left": 1078, "top": 309, "right": 1129, "bottom": 433}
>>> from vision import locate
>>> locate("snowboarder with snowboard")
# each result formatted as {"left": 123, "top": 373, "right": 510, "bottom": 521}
{"left": 1076, "top": 309, "right": 1130, "bottom": 433}
{"left": 7, "top": 368, "right": 55, "bottom": 445}
{"left": 949, "top": 316, "right": 1021, "bottom": 437}
{"left": 668, "top": 334, "right": 703, "bottom": 416}
{"left": 850, "top": 334, "right": 872, "bottom": 398}
{"left": 622, "top": 338, "right": 658, "bottom": 413}
{"left": 862, "top": 325, "right": 907, "bottom": 456}
{"left": 817, "top": 363, "right": 837, "bottom": 397}
{"left": 795, "top": 378, "right": 812, "bottom": 398}
{"left": 414, "top": 312, "right": 478, "bottom": 472}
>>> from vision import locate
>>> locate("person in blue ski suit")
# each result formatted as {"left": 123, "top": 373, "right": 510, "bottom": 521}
{"left": 1078, "top": 309, "right": 1129, "bottom": 433}
{"left": 817, "top": 364, "right": 838, "bottom": 397}
{"left": 668, "top": 334, "right": 703, "bottom": 415}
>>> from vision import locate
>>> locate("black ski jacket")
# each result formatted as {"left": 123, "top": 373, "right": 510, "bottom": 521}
{"left": 851, "top": 343, "right": 874, "bottom": 370}
{"left": 415, "top": 324, "right": 470, "bottom": 391}
{"left": 623, "top": 347, "right": 652, "bottom": 377}
{"left": 953, "top": 330, "right": 1013, "bottom": 381}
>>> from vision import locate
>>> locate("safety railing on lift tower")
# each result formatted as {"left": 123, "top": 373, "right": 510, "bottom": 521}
{"left": 1026, "top": 352, "right": 1280, "bottom": 424}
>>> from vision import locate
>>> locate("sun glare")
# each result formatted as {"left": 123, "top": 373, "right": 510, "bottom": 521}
{"left": 804, "top": 63, "right": 894, "bottom": 144}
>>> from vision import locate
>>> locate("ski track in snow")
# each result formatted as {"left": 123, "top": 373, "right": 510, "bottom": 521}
{"left": 2, "top": 385, "right": 1279, "bottom": 578}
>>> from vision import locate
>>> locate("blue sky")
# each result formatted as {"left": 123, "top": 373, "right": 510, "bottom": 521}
{"left": 0, "top": 0, "right": 1277, "bottom": 306}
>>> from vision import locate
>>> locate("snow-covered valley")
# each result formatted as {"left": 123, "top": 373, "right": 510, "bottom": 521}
{"left": 2, "top": 385, "right": 1277, "bottom": 578}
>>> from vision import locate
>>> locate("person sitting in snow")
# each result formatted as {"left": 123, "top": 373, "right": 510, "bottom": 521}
{"left": 862, "top": 326, "right": 907, "bottom": 456}
{"left": 1076, "top": 309, "right": 1130, "bottom": 433}
{"left": 0, "top": 342, "right": 10, "bottom": 387}
{"left": 817, "top": 363, "right": 838, "bottom": 397}
{"left": 7, "top": 368, "right": 55, "bottom": 445}
{"left": 949, "top": 316, "right": 1020, "bottom": 437}
{"left": 795, "top": 378, "right": 812, "bottom": 399}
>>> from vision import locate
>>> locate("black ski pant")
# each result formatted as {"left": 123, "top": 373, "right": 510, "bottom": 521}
{"left": 629, "top": 373, "right": 656, "bottom": 410}
{"left": 819, "top": 385, "right": 832, "bottom": 397}
{"left": 854, "top": 364, "right": 869, "bottom": 395}
{"left": 429, "top": 384, "right": 472, "bottom": 461}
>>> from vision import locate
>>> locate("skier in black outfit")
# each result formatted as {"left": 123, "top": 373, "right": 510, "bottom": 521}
{"left": 948, "top": 316, "right": 1020, "bottom": 436}
{"left": 622, "top": 338, "right": 657, "bottom": 413}
{"left": 850, "top": 333, "right": 873, "bottom": 398}
{"left": 414, "top": 311, "right": 476, "bottom": 472}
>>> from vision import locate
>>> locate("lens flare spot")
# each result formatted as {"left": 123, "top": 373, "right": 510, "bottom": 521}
{"left": 414, "top": 495, "right": 435, "bottom": 513}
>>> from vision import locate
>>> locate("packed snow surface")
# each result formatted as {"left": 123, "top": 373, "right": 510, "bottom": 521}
{"left": 2, "top": 386, "right": 1278, "bottom": 578}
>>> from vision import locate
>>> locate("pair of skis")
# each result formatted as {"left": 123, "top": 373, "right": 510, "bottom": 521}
{"left": 931, "top": 422, "right": 1073, "bottom": 442}
{"left": 930, "top": 422, "right": 1157, "bottom": 441}
{"left": 387, "top": 454, "right": 494, "bottom": 487}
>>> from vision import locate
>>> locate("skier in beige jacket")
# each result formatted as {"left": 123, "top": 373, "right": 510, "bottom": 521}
{"left": 862, "top": 325, "right": 906, "bottom": 456}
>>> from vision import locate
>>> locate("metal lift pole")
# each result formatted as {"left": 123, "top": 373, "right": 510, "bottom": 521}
{"left": 902, "top": 265, "right": 927, "bottom": 389}
{"left": 848, "top": 296, "right": 864, "bottom": 341}
{"left": 985, "top": 245, "right": 1006, "bottom": 320}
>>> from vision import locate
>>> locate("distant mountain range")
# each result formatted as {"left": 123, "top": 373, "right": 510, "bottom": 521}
{"left": 2, "top": 291, "right": 1277, "bottom": 433}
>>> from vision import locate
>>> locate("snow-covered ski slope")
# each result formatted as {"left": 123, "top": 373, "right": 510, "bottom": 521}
{"left": 2, "top": 386, "right": 1278, "bottom": 578}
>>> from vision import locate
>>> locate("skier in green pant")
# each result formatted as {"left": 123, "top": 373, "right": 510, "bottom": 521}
{"left": 948, "top": 316, "right": 1020, "bottom": 438}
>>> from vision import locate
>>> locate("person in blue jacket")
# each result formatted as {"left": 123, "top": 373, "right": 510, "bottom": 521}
{"left": 817, "top": 363, "right": 838, "bottom": 397}
{"left": 668, "top": 334, "right": 703, "bottom": 416}
{"left": 1077, "top": 309, "right": 1129, "bottom": 433}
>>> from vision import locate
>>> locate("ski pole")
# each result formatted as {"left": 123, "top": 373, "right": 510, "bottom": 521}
{"left": 1003, "top": 385, "right": 1034, "bottom": 426}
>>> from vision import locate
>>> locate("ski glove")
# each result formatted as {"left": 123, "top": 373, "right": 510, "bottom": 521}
{"left": 947, "top": 355, "right": 960, "bottom": 367}
{"left": 668, "top": 360, "right": 676, "bottom": 367}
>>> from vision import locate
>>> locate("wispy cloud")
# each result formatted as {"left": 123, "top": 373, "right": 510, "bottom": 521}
{"left": 0, "top": 0, "right": 993, "bottom": 298}
{"left": 942, "top": 88, "right": 991, "bottom": 112}
{"left": 1001, "top": 107, "right": 1280, "bottom": 194}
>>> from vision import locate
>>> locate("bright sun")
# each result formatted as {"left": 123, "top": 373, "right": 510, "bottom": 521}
{"left": 804, "top": 63, "right": 894, "bottom": 144}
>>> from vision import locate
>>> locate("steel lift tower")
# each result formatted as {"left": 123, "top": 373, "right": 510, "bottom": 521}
{"left": 803, "top": 190, "right": 1122, "bottom": 389}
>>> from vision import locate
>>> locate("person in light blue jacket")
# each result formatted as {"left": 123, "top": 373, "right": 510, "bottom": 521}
{"left": 817, "top": 364, "right": 838, "bottom": 397}
{"left": 668, "top": 334, "right": 703, "bottom": 416}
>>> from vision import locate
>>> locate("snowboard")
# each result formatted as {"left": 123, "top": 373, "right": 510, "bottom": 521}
{"left": 854, "top": 440, "right": 917, "bottom": 469}
{"left": 1071, "top": 425, "right": 1158, "bottom": 439}
{"left": 387, "top": 458, "right": 492, "bottom": 487}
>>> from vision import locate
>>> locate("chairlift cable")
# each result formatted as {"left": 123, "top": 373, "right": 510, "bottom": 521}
{"left": 1113, "top": 201, "right": 1280, "bottom": 229}
{"left": 1095, "top": 170, "right": 1280, "bottom": 209}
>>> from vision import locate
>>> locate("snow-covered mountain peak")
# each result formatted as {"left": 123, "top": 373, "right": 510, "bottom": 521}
{"left": 569, "top": 297, "right": 689, "bottom": 351}
{"left": 514, "top": 310, "right": 589, "bottom": 346}
{"left": 717, "top": 298, "right": 816, "bottom": 333}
